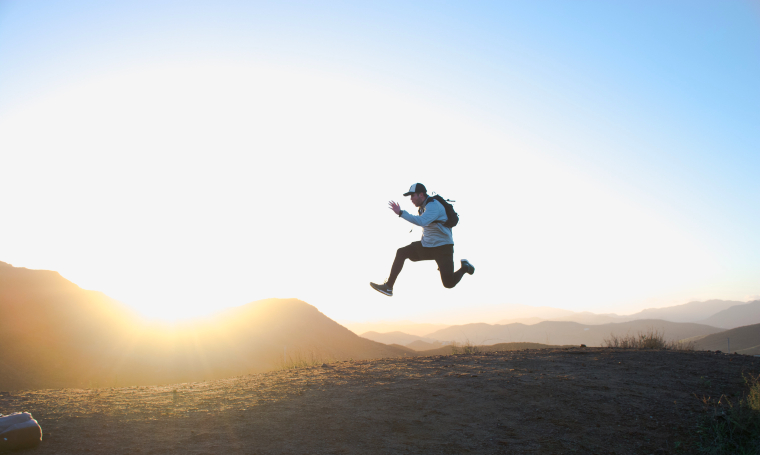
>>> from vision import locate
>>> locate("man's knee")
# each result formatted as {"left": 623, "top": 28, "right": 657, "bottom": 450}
{"left": 440, "top": 273, "right": 457, "bottom": 289}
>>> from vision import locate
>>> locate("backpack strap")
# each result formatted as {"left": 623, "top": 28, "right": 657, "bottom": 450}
{"left": 418, "top": 196, "right": 432, "bottom": 215}
{"left": 421, "top": 195, "right": 445, "bottom": 223}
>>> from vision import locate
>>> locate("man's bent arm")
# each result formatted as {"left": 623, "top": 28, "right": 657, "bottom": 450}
{"left": 400, "top": 201, "right": 445, "bottom": 227}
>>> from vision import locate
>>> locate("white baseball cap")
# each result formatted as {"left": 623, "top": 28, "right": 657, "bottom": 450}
{"left": 403, "top": 183, "right": 427, "bottom": 196}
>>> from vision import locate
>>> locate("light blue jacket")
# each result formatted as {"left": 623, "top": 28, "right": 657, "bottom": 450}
{"left": 400, "top": 197, "right": 454, "bottom": 247}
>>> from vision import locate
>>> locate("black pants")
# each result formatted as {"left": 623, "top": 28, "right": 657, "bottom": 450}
{"left": 387, "top": 241, "right": 466, "bottom": 289}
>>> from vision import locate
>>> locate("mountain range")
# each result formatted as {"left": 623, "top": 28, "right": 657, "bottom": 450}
{"left": 362, "top": 320, "right": 724, "bottom": 348}
{"left": 338, "top": 321, "right": 450, "bottom": 337}
{"left": 494, "top": 299, "right": 756, "bottom": 328}
{"left": 349, "top": 299, "right": 758, "bottom": 339}
{"left": 360, "top": 300, "right": 760, "bottom": 349}
{"left": 2, "top": 260, "right": 758, "bottom": 391}
{"left": 359, "top": 331, "right": 439, "bottom": 346}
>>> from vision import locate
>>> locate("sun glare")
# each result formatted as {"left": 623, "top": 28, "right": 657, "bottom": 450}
{"left": 0, "top": 61, "right": 719, "bottom": 321}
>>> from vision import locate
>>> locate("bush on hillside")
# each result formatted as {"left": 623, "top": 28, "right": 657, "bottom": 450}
{"left": 602, "top": 329, "right": 694, "bottom": 350}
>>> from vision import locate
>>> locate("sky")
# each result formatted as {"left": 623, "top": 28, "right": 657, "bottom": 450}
{"left": 1, "top": 1, "right": 758, "bottom": 324}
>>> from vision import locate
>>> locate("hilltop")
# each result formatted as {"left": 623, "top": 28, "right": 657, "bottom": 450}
{"left": 3, "top": 348, "right": 758, "bottom": 454}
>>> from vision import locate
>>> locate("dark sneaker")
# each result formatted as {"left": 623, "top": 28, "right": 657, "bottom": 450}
{"left": 461, "top": 259, "right": 475, "bottom": 275}
{"left": 370, "top": 281, "right": 393, "bottom": 296}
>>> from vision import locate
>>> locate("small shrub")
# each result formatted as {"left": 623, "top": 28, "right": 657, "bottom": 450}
{"left": 449, "top": 340, "right": 480, "bottom": 355}
{"left": 694, "top": 374, "right": 760, "bottom": 454}
{"left": 461, "top": 340, "right": 480, "bottom": 355}
{"left": 603, "top": 329, "right": 694, "bottom": 350}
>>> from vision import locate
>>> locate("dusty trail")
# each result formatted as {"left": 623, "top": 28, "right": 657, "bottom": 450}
{"left": 2, "top": 348, "right": 758, "bottom": 454}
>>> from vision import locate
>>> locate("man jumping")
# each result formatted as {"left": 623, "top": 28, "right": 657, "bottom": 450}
{"left": 370, "top": 183, "right": 475, "bottom": 296}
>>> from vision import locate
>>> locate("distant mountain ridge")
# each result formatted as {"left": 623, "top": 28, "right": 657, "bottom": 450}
{"left": 360, "top": 319, "right": 726, "bottom": 349}
{"left": 355, "top": 298, "right": 756, "bottom": 350}
{"left": 340, "top": 321, "right": 450, "bottom": 337}
{"left": 631, "top": 299, "right": 744, "bottom": 323}
{"left": 0, "top": 261, "right": 407, "bottom": 390}
{"left": 495, "top": 299, "right": 753, "bottom": 328}
{"left": 360, "top": 331, "right": 439, "bottom": 346}
{"left": 421, "top": 320, "right": 723, "bottom": 347}
{"left": 698, "top": 301, "right": 760, "bottom": 329}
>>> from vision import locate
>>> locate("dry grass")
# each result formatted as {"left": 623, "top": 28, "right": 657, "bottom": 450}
{"left": 695, "top": 373, "right": 760, "bottom": 454}
{"left": 449, "top": 339, "right": 481, "bottom": 355}
{"left": 278, "top": 349, "right": 334, "bottom": 370}
{"left": 603, "top": 328, "right": 695, "bottom": 351}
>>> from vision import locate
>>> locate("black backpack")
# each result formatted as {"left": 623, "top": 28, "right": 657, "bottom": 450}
{"left": 421, "top": 194, "right": 459, "bottom": 228}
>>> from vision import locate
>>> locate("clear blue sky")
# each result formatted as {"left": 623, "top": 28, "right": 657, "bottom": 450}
{"left": 1, "top": 1, "right": 758, "bottom": 323}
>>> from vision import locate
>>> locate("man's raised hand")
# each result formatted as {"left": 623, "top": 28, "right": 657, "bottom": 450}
{"left": 389, "top": 201, "right": 401, "bottom": 215}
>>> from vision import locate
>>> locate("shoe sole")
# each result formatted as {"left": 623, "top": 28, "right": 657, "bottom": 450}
{"left": 370, "top": 283, "right": 393, "bottom": 296}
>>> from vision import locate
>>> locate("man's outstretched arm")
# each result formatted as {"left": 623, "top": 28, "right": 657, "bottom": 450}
{"left": 389, "top": 200, "right": 445, "bottom": 227}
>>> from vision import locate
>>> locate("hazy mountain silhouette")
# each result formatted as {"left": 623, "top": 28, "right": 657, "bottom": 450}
{"left": 697, "top": 301, "right": 760, "bottom": 329}
{"left": 358, "top": 331, "right": 445, "bottom": 351}
{"left": 0, "top": 262, "right": 407, "bottom": 390}
{"left": 495, "top": 317, "right": 547, "bottom": 325}
{"left": 405, "top": 340, "right": 444, "bottom": 351}
{"left": 360, "top": 331, "right": 439, "bottom": 346}
{"left": 341, "top": 321, "right": 450, "bottom": 337}
{"left": 626, "top": 299, "right": 744, "bottom": 323}
{"left": 494, "top": 299, "right": 750, "bottom": 326}
{"left": 497, "top": 314, "right": 628, "bottom": 325}
{"left": 423, "top": 320, "right": 724, "bottom": 347}
{"left": 490, "top": 303, "right": 575, "bottom": 324}
{"left": 497, "top": 311, "right": 630, "bottom": 325}
{"left": 544, "top": 312, "right": 628, "bottom": 325}
{"left": 689, "top": 323, "right": 760, "bottom": 354}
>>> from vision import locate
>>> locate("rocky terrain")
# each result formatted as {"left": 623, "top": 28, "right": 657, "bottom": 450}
{"left": 3, "top": 348, "right": 758, "bottom": 454}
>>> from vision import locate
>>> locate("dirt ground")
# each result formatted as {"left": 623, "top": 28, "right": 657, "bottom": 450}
{"left": 2, "top": 348, "right": 759, "bottom": 454}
